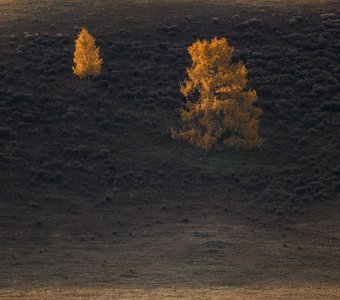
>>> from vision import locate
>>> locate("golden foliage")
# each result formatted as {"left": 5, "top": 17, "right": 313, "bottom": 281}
{"left": 73, "top": 28, "right": 103, "bottom": 80}
{"left": 172, "top": 38, "right": 264, "bottom": 151}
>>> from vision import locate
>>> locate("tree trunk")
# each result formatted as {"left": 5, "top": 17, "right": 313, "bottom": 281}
{"left": 87, "top": 76, "right": 91, "bottom": 89}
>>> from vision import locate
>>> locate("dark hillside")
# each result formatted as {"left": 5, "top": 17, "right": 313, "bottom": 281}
{"left": 0, "top": 0, "right": 339, "bottom": 297}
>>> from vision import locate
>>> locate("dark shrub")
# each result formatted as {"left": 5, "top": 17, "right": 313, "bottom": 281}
{"left": 320, "top": 101, "right": 340, "bottom": 112}
{"left": 62, "top": 111, "right": 77, "bottom": 121}
{"left": 236, "top": 18, "right": 264, "bottom": 30}
{"left": 12, "top": 92, "right": 33, "bottom": 103}
{"left": 114, "top": 108, "right": 132, "bottom": 123}
{"left": 100, "top": 120, "right": 113, "bottom": 131}
{"left": 0, "top": 127, "right": 16, "bottom": 140}
{"left": 92, "top": 149, "right": 110, "bottom": 160}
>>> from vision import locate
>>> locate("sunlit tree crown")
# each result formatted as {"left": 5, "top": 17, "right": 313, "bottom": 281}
{"left": 172, "top": 37, "right": 264, "bottom": 151}
{"left": 73, "top": 28, "right": 103, "bottom": 79}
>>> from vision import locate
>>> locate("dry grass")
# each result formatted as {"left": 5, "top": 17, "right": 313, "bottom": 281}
{"left": 1, "top": 286, "right": 340, "bottom": 300}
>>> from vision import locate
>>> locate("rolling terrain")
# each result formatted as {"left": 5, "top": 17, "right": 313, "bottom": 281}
{"left": 0, "top": 0, "right": 340, "bottom": 298}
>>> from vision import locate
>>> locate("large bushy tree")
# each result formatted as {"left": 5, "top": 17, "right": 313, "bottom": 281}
{"left": 172, "top": 38, "right": 264, "bottom": 151}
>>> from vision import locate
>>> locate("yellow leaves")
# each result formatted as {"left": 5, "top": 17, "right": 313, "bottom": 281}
{"left": 73, "top": 28, "right": 103, "bottom": 80}
{"left": 216, "top": 86, "right": 236, "bottom": 94}
{"left": 188, "top": 38, "right": 233, "bottom": 69}
{"left": 172, "top": 37, "right": 264, "bottom": 151}
{"left": 70, "top": 32, "right": 263, "bottom": 151}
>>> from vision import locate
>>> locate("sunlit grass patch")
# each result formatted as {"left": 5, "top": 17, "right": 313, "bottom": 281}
{"left": 1, "top": 286, "right": 340, "bottom": 299}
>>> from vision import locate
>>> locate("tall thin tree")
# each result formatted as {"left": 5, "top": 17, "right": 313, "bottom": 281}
{"left": 73, "top": 28, "right": 103, "bottom": 88}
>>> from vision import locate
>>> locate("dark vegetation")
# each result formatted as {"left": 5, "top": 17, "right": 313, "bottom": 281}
{"left": 0, "top": 0, "right": 339, "bottom": 289}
